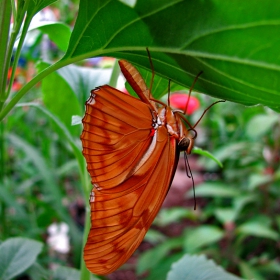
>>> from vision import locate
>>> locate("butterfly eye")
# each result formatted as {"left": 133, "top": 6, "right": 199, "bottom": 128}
{"left": 178, "top": 137, "right": 191, "bottom": 150}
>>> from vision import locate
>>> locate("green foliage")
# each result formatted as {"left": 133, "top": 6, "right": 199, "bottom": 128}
{"left": 0, "top": 1, "right": 279, "bottom": 280}
{"left": 0, "top": 237, "right": 43, "bottom": 280}
{"left": 167, "top": 254, "right": 244, "bottom": 280}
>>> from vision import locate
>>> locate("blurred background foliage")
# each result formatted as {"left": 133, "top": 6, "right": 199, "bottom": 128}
{"left": 0, "top": 1, "right": 279, "bottom": 280}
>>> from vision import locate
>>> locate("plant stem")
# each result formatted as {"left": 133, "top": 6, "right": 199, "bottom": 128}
{"left": 80, "top": 193, "right": 91, "bottom": 280}
{"left": 0, "top": 0, "right": 11, "bottom": 107}
{"left": 6, "top": 9, "right": 33, "bottom": 98}
{"left": 109, "top": 58, "right": 121, "bottom": 88}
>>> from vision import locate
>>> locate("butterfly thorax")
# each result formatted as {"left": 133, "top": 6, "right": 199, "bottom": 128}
{"left": 156, "top": 106, "right": 194, "bottom": 154}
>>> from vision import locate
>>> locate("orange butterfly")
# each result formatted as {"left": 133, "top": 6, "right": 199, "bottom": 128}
{"left": 81, "top": 56, "right": 209, "bottom": 274}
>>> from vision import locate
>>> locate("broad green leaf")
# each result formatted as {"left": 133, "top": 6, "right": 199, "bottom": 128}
{"left": 0, "top": 238, "right": 43, "bottom": 280}
{"left": 233, "top": 194, "right": 257, "bottom": 214}
{"left": 154, "top": 207, "right": 196, "bottom": 227}
{"left": 39, "top": 63, "right": 82, "bottom": 136}
{"left": 52, "top": 266, "right": 99, "bottom": 280}
{"left": 256, "top": 260, "right": 280, "bottom": 275}
{"left": 26, "top": 0, "right": 57, "bottom": 16}
{"left": 143, "top": 252, "right": 183, "bottom": 280}
{"left": 239, "top": 261, "right": 266, "bottom": 280}
{"left": 248, "top": 173, "right": 272, "bottom": 190}
{"left": 118, "top": 0, "right": 137, "bottom": 8}
{"left": 237, "top": 216, "right": 279, "bottom": 241}
{"left": 137, "top": 237, "right": 183, "bottom": 274}
{"left": 39, "top": 62, "right": 112, "bottom": 135}
{"left": 246, "top": 114, "right": 279, "bottom": 138}
{"left": 183, "top": 226, "right": 224, "bottom": 253}
{"left": 192, "top": 147, "right": 223, "bottom": 168}
{"left": 167, "top": 254, "right": 244, "bottom": 280}
{"left": 25, "top": 262, "right": 49, "bottom": 280}
{"left": 144, "top": 228, "right": 166, "bottom": 244}
{"left": 190, "top": 182, "right": 239, "bottom": 198}
{"left": 210, "top": 141, "right": 263, "bottom": 163}
{"left": 62, "top": 0, "right": 280, "bottom": 112}
{"left": 28, "top": 21, "right": 71, "bottom": 52}
{"left": 214, "top": 208, "right": 238, "bottom": 224}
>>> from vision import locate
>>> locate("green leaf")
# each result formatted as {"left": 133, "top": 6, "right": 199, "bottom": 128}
{"left": 248, "top": 173, "right": 272, "bottom": 190}
{"left": 39, "top": 62, "right": 112, "bottom": 135}
{"left": 52, "top": 266, "right": 80, "bottom": 280}
{"left": 239, "top": 261, "right": 266, "bottom": 280}
{"left": 214, "top": 208, "right": 238, "bottom": 223}
{"left": 25, "top": 262, "right": 49, "bottom": 280}
{"left": 0, "top": 237, "right": 43, "bottom": 280}
{"left": 62, "top": 0, "right": 280, "bottom": 112}
{"left": 183, "top": 226, "right": 224, "bottom": 253}
{"left": 257, "top": 260, "right": 280, "bottom": 275}
{"left": 7, "top": 133, "right": 62, "bottom": 199}
{"left": 144, "top": 228, "right": 166, "bottom": 244}
{"left": 143, "top": 253, "right": 183, "bottom": 280}
{"left": 28, "top": 21, "right": 71, "bottom": 52}
{"left": 26, "top": 0, "right": 57, "bottom": 16}
{"left": 210, "top": 141, "right": 262, "bottom": 163}
{"left": 237, "top": 216, "right": 279, "bottom": 241}
{"left": 154, "top": 207, "right": 196, "bottom": 227}
{"left": 53, "top": 266, "right": 101, "bottom": 280}
{"left": 137, "top": 237, "right": 183, "bottom": 274}
{"left": 190, "top": 182, "right": 239, "bottom": 198}
{"left": 167, "top": 254, "right": 244, "bottom": 280}
{"left": 233, "top": 194, "right": 257, "bottom": 214}
{"left": 192, "top": 147, "right": 223, "bottom": 168}
{"left": 118, "top": 0, "right": 137, "bottom": 8}
{"left": 0, "top": 180, "right": 28, "bottom": 219}
{"left": 246, "top": 114, "right": 279, "bottom": 138}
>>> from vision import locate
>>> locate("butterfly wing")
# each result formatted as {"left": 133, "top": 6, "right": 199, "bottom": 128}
{"left": 81, "top": 85, "right": 179, "bottom": 275}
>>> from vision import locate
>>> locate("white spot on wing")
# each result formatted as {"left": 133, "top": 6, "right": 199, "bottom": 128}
{"left": 89, "top": 191, "right": 95, "bottom": 202}
{"left": 88, "top": 93, "right": 96, "bottom": 105}
{"left": 133, "top": 131, "right": 158, "bottom": 172}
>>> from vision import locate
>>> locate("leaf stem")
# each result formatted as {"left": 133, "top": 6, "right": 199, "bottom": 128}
{"left": 109, "top": 58, "right": 121, "bottom": 87}
{"left": 6, "top": 7, "right": 33, "bottom": 98}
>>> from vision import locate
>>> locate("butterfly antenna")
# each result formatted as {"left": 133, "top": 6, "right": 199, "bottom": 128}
{"left": 146, "top": 48, "right": 155, "bottom": 100}
{"left": 193, "top": 100, "right": 226, "bottom": 129}
{"left": 184, "top": 71, "right": 203, "bottom": 114}
{"left": 184, "top": 152, "right": 196, "bottom": 210}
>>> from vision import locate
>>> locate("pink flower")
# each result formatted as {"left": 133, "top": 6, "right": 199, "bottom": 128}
{"left": 170, "top": 93, "right": 200, "bottom": 115}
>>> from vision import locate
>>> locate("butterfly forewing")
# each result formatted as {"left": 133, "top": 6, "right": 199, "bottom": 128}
{"left": 81, "top": 85, "right": 179, "bottom": 274}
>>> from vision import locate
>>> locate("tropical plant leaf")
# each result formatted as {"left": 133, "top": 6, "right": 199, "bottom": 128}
{"left": 167, "top": 254, "right": 244, "bottom": 280}
{"left": 190, "top": 182, "right": 239, "bottom": 197}
{"left": 183, "top": 226, "right": 224, "bottom": 253}
{"left": 52, "top": 266, "right": 99, "bottom": 280}
{"left": 0, "top": 238, "right": 43, "bottom": 280}
{"left": 193, "top": 147, "right": 223, "bottom": 168}
{"left": 61, "top": 0, "right": 280, "bottom": 112}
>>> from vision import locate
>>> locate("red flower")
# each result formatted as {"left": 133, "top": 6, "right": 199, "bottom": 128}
{"left": 170, "top": 93, "right": 200, "bottom": 115}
